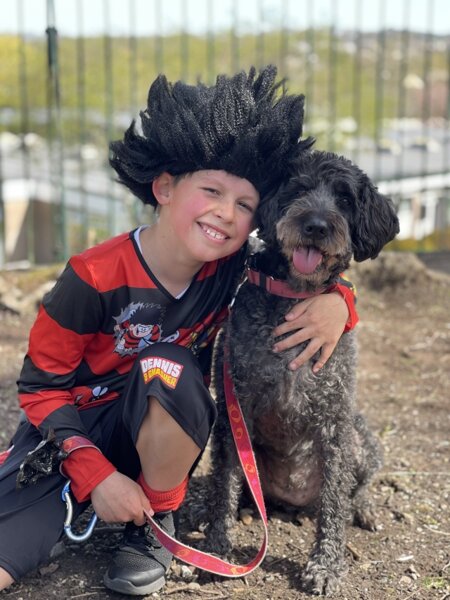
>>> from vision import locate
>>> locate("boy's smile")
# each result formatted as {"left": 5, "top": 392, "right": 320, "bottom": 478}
{"left": 198, "top": 222, "right": 228, "bottom": 242}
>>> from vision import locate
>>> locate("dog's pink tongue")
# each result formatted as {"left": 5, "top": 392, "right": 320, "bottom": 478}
{"left": 293, "top": 247, "right": 323, "bottom": 274}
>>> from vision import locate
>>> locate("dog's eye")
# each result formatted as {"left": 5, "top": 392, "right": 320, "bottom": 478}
{"left": 333, "top": 182, "right": 354, "bottom": 207}
{"left": 337, "top": 196, "right": 352, "bottom": 210}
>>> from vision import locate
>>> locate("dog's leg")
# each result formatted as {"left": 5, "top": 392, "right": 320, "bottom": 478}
{"left": 351, "top": 413, "right": 383, "bottom": 531}
{"left": 302, "top": 424, "right": 355, "bottom": 596}
{"left": 201, "top": 333, "right": 247, "bottom": 556}
{"left": 202, "top": 393, "right": 245, "bottom": 555}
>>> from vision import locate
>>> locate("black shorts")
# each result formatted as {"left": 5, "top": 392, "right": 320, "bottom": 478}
{"left": 0, "top": 343, "right": 216, "bottom": 581}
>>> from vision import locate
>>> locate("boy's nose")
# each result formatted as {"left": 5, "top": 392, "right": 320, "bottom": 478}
{"left": 216, "top": 198, "right": 235, "bottom": 222}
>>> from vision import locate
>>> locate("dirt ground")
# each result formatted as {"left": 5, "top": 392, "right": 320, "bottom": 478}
{"left": 0, "top": 252, "right": 449, "bottom": 600}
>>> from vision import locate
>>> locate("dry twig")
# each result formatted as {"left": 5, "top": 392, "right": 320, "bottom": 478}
{"left": 401, "top": 591, "right": 419, "bottom": 600}
{"left": 423, "top": 525, "right": 450, "bottom": 536}
{"left": 165, "top": 585, "right": 227, "bottom": 597}
{"left": 384, "top": 471, "right": 450, "bottom": 477}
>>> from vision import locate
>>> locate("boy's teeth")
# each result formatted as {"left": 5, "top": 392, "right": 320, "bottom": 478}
{"left": 203, "top": 225, "right": 226, "bottom": 239}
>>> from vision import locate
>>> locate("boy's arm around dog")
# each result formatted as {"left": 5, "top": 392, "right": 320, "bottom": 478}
{"left": 272, "top": 283, "right": 356, "bottom": 373}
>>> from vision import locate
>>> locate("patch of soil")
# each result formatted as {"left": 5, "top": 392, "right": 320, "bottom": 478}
{"left": 1, "top": 253, "right": 449, "bottom": 600}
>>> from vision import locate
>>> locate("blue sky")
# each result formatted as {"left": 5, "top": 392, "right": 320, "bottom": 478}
{"left": 1, "top": 0, "right": 448, "bottom": 36}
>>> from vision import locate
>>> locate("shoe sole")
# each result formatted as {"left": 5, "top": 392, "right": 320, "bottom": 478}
{"left": 103, "top": 573, "right": 166, "bottom": 596}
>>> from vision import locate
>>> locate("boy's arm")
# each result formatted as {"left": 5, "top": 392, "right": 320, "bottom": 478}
{"left": 272, "top": 273, "right": 358, "bottom": 372}
{"left": 18, "top": 259, "right": 116, "bottom": 501}
{"left": 334, "top": 274, "right": 358, "bottom": 332}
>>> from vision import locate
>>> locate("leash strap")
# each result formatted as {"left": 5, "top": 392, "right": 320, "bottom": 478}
{"left": 143, "top": 355, "right": 268, "bottom": 577}
{"left": 61, "top": 357, "right": 268, "bottom": 576}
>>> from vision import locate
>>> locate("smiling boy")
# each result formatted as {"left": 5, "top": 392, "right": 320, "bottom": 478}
{"left": 0, "top": 66, "right": 356, "bottom": 596}
{"left": 141, "top": 170, "right": 259, "bottom": 295}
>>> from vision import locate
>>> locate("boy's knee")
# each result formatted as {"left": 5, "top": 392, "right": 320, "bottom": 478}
{"left": 122, "top": 343, "right": 217, "bottom": 451}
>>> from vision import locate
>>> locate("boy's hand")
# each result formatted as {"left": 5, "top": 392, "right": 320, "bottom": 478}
{"left": 91, "top": 471, "right": 153, "bottom": 525}
{"left": 272, "top": 292, "right": 349, "bottom": 373}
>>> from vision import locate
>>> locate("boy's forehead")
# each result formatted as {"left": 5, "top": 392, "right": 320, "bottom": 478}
{"left": 193, "top": 170, "right": 259, "bottom": 199}
{"left": 194, "top": 169, "right": 230, "bottom": 181}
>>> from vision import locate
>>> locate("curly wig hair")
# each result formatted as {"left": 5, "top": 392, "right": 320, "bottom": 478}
{"left": 109, "top": 65, "right": 314, "bottom": 207}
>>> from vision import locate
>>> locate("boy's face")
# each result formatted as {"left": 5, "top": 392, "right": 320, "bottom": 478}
{"left": 154, "top": 170, "right": 259, "bottom": 264}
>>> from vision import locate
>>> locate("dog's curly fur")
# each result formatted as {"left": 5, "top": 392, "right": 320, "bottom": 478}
{"left": 203, "top": 151, "right": 400, "bottom": 595}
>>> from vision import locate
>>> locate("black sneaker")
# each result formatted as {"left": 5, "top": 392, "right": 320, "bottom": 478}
{"left": 104, "top": 511, "right": 175, "bottom": 596}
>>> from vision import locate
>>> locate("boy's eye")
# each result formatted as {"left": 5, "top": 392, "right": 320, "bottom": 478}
{"left": 202, "top": 187, "right": 220, "bottom": 195}
{"left": 238, "top": 201, "right": 255, "bottom": 213}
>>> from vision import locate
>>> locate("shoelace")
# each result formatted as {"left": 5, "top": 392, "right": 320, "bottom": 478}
{"left": 125, "top": 521, "right": 168, "bottom": 552}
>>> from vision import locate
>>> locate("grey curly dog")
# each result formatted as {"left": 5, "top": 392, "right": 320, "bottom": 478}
{"left": 203, "top": 150, "right": 400, "bottom": 595}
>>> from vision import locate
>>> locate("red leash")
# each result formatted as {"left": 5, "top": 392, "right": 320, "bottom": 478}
{"left": 143, "top": 356, "right": 268, "bottom": 577}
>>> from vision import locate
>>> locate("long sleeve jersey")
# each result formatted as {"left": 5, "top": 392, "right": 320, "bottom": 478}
{"left": 17, "top": 229, "right": 357, "bottom": 501}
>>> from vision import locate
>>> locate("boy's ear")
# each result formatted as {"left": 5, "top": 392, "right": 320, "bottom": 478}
{"left": 152, "top": 172, "right": 174, "bottom": 205}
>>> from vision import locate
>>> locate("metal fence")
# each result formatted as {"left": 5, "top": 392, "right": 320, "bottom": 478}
{"left": 1, "top": 0, "right": 449, "bottom": 267}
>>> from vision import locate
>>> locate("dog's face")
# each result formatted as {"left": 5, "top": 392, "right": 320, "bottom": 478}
{"left": 256, "top": 151, "right": 400, "bottom": 287}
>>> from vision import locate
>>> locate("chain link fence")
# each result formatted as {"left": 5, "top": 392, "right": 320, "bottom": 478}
{"left": 0, "top": 0, "right": 449, "bottom": 267}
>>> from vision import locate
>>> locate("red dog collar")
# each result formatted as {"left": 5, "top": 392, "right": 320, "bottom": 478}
{"left": 246, "top": 266, "right": 329, "bottom": 298}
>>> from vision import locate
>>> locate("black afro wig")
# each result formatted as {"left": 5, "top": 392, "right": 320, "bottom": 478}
{"left": 109, "top": 65, "right": 314, "bottom": 207}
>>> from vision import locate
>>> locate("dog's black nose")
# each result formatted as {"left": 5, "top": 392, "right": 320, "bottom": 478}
{"left": 302, "top": 216, "right": 329, "bottom": 240}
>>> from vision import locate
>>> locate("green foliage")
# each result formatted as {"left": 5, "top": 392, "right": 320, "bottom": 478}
{"left": 1, "top": 29, "right": 448, "bottom": 148}
{"left": 389, "top": 227, "right": 450, "bottom": 252}
{"left": 422, "top": 576, "right": 450, "bottom": 590}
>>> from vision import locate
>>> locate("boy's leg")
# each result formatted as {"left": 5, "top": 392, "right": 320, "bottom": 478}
{"left": 136, "top": 396, "right": 201, "bottom": 491}
{"left": 0, "top": 423, "right": 75, "bottom": 588}
{"left": 104, "top": 342, "right": 216, "bottom": 596}
{"left": 0, "top": 400, "right": 124, "bottom": 589}
{"left": 0, "top": 568, "right": 14, "bottom": 590}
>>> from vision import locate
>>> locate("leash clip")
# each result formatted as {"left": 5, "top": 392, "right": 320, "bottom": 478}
{"left": 61, "top": 480, "right": 98, "bottom": 542}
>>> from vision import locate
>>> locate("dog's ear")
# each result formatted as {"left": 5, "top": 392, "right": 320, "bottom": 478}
{"left": 255, "top": 156, "right": 313, "bottom": 246}
{"left": 255, "top": 189, "right": 284, "bottom": 247}
{"left": 352, "top": 179, "right": 400, "bottom": 262}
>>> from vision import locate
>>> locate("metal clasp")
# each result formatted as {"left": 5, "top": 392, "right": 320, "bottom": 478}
{"left": 61, "top": 480, "right": 98, "bottom": 542}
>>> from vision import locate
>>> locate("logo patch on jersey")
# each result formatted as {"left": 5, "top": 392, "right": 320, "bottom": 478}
{"left": 113, "top": 302, "right": 164, "bottom": 357}
{"left": 140, "top": 357, "right": 184, "bottom": 389}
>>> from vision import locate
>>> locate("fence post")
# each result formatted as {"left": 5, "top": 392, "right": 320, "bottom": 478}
{"left": 46, "top": 0, "right": 67, "bottom": 261}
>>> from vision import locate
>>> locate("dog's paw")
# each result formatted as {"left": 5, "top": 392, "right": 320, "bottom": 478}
{"left": 302, "top": 559, "right": 346, "bottom": 596}
{"left": 181, "top": 501, "right": 210, "bottom": 531}
{"left": 191, "top": 505, "right": 210, "bottom": 528}
{"left": 353, "top": 505, "right": 378, "bottom": 532}
{"left": 201, "top": 529, "right": 233, "bottom": 556}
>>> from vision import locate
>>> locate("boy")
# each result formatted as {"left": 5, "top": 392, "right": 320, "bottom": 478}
{"left": 0, "top": 66, "right": 356, "bottom": 596}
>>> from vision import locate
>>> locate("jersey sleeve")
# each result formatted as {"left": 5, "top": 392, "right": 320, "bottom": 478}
{"left": 17, "top": 256, "right": 115, "bottom": 497}
{"left": 334, "top": 274, "right": 358, "bottom": 332}
{"left": 62, "top": 447, "right": 116, "bottom": 502}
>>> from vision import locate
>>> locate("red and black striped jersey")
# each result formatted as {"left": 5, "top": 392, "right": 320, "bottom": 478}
{"left": 18, "top": 230, "right": 246, "bottom": 446}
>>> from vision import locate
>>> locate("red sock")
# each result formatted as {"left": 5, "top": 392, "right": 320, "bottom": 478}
{"left": 137, "top": 473, "right": 188, "bottom": 513}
